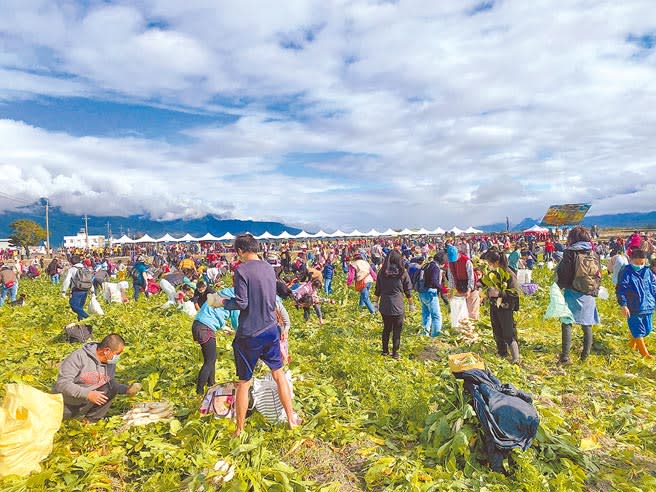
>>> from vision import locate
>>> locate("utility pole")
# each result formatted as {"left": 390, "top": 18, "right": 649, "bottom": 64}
{"left": 45, "top": 198, "right": 50, "bottom": 256}
{"left": 84, "top": 214, "right": 89, "bottom": 250}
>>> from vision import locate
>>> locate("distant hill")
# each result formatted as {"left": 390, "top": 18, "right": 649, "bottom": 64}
{"left": 477, "top": 211, "right": 656, "bottom": 232}
{"left": 0, "top": 205, "right": 301, "bottom": 246}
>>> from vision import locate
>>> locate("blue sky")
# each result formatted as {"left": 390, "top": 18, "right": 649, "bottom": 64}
{"left": 0, "top": 0, "right": 655, "bottom": 230}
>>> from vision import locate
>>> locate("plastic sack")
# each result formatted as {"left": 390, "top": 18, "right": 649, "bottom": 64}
{"left": 544, "top": 283, "right": 574, "bottom": 324}
{"left": 88, "top": 294, "right": 104, "bottom": 316}
{"left": 448, "top": 352, "right": 485, "bottom": 373}
{"left": 521, "top": 283, "right": 540, "bottom": 296}
{"left": 449, "top": 296, "right": 469, "bottom": 328}
{"left": 0, "top": 384, "right": 63, "bottom": 478}
{"left": 546, "top": 261, "right": 554, "bottom": 270}
{"left": 180, "top": 300, "right": 197, "bottom": 317}
{"left": 516, "top": 269, "right": 532, "bottom": 285}
{"left": 598, "top": 286, "right": 609, "bottom": 300}
{"left": 103, "top": 283, "right": 124, "bottom": 303}
{"left": 252, "top": 370, "right": 295, "bottom": 424}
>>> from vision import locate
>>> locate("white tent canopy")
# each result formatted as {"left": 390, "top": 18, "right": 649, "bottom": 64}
{"left": 113, "top": 235, "right": 133, "bottom": 244}
{"left": 294, "top": 230, "right": 311, "bottom": 239}
{"left": 216, "top": 232, "right": 235, "bottom": 241}
{"left": 465, "top": 226, "right": 483, "bottom": 234}
{"left": 196, "top": 232, "right": 221, "bottom": 241}
{"left": 255, "top": 231, "right": 276, "bottom": 240}
{"left": 398, "top": 228, "right": 414, "bottom": 236}
{"left": 380, "top": 228, "right": 398, "bottom": 236}
{"left": 156, "top": 233, "right": 179, "bottom": 242}
{"left": 346, "top": 229, "right": 364, "bottom": 237}
{"left": 365, "top": 229, "right": 381, "bottom": 237}
{"left": 524, "top": 224, "right": 549, "bottom": 233}
{"left": 311, "top": 230, "right": 329, "bottom": 238}
{"left": 449, "top": 227, "right": 464, "bottom": 235}
{"left": 275, "top": 231, "right": 294, "bottom": 239}
{"left": 431, "top": 227, "right": 446, "bottom": 234}
{"left": 416, "top": 227, "right": 431, "bottom": 235}
{"left": 177, "top": 233, "right": 197, "bottom": 242}
{"left": 329, "top": 230, "right": 346, "bottom": 238}
{"left": 133, "top": 234, "right": 157, "bottom": 243}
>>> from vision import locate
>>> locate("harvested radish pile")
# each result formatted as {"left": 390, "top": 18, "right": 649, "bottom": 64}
{"left": 120, "top": 402, "right": 175, "bottom": 430}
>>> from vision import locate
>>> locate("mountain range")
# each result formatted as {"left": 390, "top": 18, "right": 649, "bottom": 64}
{"left": 1, "top": 204, "right": 655, "bottom": 245}
{"left": 0, "top": 205, "right": 301, "bottom": 245}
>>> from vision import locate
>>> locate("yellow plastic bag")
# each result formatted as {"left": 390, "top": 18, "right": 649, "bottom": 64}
{"left": 0, "top": 384, "right": 63, "bottom": 478}
{"left": 448, "top": 352, "right": 486, "bottom": 374}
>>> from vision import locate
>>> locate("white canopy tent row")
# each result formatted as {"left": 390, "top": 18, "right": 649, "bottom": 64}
{"left": 107, "top": 225, "right": 489, "bottom": 245}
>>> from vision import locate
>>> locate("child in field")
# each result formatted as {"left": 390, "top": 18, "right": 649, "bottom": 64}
{"left": 616, "top": 249, "right": 656, "bottom": 358}
{"left": 323, "top": 261, "right": 335, "bottom": 294}
{"left": 292, "top": 279, "right": 334, "bottom": 325}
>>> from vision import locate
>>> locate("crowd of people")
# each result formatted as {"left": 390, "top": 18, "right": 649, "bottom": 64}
{"left": 2, "top": 227, "right": 656, "bottom": 433}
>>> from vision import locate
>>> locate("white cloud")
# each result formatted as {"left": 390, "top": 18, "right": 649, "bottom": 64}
{"left": 0, "top": 0, "right": 655, "bottom": 229}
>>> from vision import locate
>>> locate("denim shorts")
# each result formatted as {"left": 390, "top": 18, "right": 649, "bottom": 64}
{"left": 232, "top": 324, "right": 282, "bottom": 381}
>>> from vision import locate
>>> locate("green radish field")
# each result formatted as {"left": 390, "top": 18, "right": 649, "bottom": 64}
{"left": 1, "top": 266, "right": 656, "bottom": 491}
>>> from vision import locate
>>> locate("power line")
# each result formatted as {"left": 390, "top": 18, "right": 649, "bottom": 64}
{"left": 0, "top": 190, "right": 33, "bottom": 205}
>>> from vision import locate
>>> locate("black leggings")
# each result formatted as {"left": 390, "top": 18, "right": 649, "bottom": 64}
{"left": 381, "top": 314, "right": 404, "bottom": 355}
{"left": 196, "top": 337, "right": 217, "bottom": 395}
{"left": 490, "top": 306, "right": 517, "bottom": 356}
{"left": 303, "top": 304, "right": 322, "bottom": 321}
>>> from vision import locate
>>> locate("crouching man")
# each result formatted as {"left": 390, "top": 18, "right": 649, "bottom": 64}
{"left": 53, "top": 333, "right": 140, "bottom": 422}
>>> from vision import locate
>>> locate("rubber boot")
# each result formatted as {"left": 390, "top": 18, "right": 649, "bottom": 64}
{"left": 628, "top": 336, "right": 638, "bottom": 350}
{"left": 634, "top": 338, "right": 653, "bottom": 359}
{"left": 580, "top": 325, "right": 593, "bottom": 360}
{"left": 559, "top": 323, "right": 572, "bottom": 364}
{"left": 509, "top": 340, "right": 520, "bottom": 364}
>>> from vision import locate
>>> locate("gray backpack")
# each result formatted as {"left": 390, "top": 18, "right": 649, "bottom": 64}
{"left": 571, "top": 251, "right": 601, "bottom": 296}
{"left": 71, "top": 267, "right": 94, "bottom": 291}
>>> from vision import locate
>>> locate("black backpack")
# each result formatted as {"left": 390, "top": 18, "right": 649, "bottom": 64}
{"left": 71, "top": 267, "right": 94, "bottom": 291}
{"left": 411, "top": 264, "right": 428, "bottom": 293}
{"left": 64, "top": 323, "right": 93, "bottom": 343}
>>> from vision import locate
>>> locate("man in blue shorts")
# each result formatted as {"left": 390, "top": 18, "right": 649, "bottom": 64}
{"left": 217, "top": 234, "right": 299, "bottom": 436}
